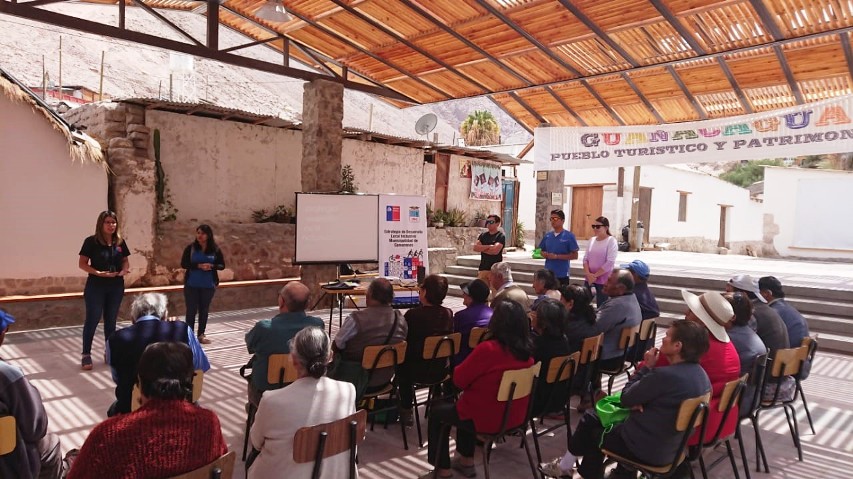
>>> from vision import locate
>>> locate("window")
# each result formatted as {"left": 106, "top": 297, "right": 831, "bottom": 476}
{"left": 678, "top": 191, "right": 690, "bottom": 222}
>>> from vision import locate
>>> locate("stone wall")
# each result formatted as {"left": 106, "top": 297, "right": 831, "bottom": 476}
{"left": 649, "top": 236, "right": 771, "bottom": 256}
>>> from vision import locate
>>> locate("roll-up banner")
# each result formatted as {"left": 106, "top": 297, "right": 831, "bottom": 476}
{"left": 378, "top": 194, "right": 429, "bottom": 306}
{"left": 535, "top": 95, "right": 853, "bottom": 170}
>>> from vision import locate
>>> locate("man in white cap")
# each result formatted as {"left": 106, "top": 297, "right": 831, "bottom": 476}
{"left": 726, "top": 274, "right": 788, "bottom": 352}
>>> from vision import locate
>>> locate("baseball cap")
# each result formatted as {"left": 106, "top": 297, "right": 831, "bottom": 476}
{"left": 620, "top": 260, "right": 650, "bottom": 279}
{"left": 728, "top": 274, "right": 766, "bottom": 302}
{"left": 0, "top": 309, "right": 15, "bottom": 331}
{"left": 461, "top": 279, "right": 490, "bottom": 303}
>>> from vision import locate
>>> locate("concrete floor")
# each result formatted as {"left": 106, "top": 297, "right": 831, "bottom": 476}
{"left": 2, "top": 250, "right": 852, "bottom": 478}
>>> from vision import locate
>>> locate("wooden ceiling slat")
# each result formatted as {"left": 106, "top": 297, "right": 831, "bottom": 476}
{"left": 695, "top": 91, "right": 747, "bottom": 117}
{"left": 571, "top": 0, "right": 662, "bottom": 30}
{"left": 355, "top": 0, "right": 440, "bottom": 38}
{"left": 785, "top": 38, "right": 850, "bottom": 81}
{"left": 505, "top": 0, "right": 592, "bottom": 46}
{"left": 456, "top": 61, "right": 529, "bottom": 91}
{"left": 490, "top": 94, "right": 538, "bottom": 132}
{"left": 501, "top": 50, "right": 575, "bottom": 84}
{"left": 612, "top": 102, "right": 659, "bottom": 124}
{"left": 576, "top": 108, "right": 622, "bottom": 126}
{"left": 649, "top": 0, "right": 709, "bottom": 53}
{"left": 555, "top": 0, "right": 639, "bottom": 66}
{"left": 650, "top": 97, "right": 703, "bottom": 122}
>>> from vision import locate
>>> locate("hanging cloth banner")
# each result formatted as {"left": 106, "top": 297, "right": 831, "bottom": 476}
{"left": 470, "top": 160, "right": 503, "bottom": 201}
{"left": 534, "top": 95, "right": 853, "bottom": 170}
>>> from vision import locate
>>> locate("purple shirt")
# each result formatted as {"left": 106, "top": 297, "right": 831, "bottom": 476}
{"left": 584, "top": 236, "right": 618, "bottom": 285}
{"left": 452, "top": 303, "right": 493, "bottom": 365}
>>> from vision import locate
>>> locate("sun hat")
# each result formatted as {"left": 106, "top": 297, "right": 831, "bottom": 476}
{"left": 620, "top": 260, "right": 650, "bottom": 279}
{"left": 681, "top": 290, "right": 733, "bottom": 343}
{"left": 728, "top": 274, "right": 766, "bottom": 302}
{"left": 461, "top": 279, "right": 490, "bottom": 304}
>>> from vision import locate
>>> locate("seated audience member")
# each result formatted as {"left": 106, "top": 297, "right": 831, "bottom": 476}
{"left": 541, "top": 320, "right": 712, "bottom": 479}
{"left": 452, "top": 280, "right": 492, "bottom": 366}
{"left": 68, "top": 342, "right": 227, "bottom": 479}
{"left": 248, "top": 327, "right": 356, "bottom": 479}
{"left": 107, "top": 292, "right": 210, "bottom": 416}
{"left": 620, "top": 260, "right": 660, "bottom": 320}
{"left": 723, "top": 292, "right": 766, "bottom": 413}
{"left": 531, "top": 298, "right": 571, "bottom": 416}
{"left": 758, "top": 276, "right": 809, "bottom": 348}
{"left": 398, "top": 275, "right": 454, "bottom": 425}
{"left": 656, "top": 291, "right": 740, "bottom": 446}
{"left": 0, "top": 310, "right": 65, "bottom": 479}
{"left": 560, "top": 285, "right": 598, "bottom": 354}
{"left": 594, "top": 270, "right": 642, "bottom": 385}
{"left": 489, "top": 262, "right": 531, "bottom": 311}
{"left": 531, "top": 269, "right": 562, "bottom": 310}
{"left": 331, "top": 278, "right": 408, "bottom": 397}
{"left": 423, "top": 300, "right": 534, "bottom": 479}
{"left": 244, "top": 282, "right": 323, "bottom": 405}
{"left": 727, "top": 274, "right": 789, "bottom": 351}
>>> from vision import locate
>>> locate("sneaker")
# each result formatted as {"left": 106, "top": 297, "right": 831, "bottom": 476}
{"left": 81, "top": 355, "right": 93, "bottom": 371}
{"left": 540, "top": 458, "right": 573, "bottom": 478}
{"left": 198, "top": 335, "right": 212, "bottom": 345}
{"left": 451, "top": 457, "right": 477, "bottom": 478}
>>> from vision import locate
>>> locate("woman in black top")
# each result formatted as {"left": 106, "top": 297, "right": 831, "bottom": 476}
{"left": 77, "top": 210, "right": 130, "bottom": 370}
{"left": 531, "top": 298, "right": 571, "bottom": 416}
{"left": 180, "top": 224, "right": 226, "bottom": 344}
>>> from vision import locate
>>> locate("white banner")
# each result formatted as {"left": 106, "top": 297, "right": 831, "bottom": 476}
{"left": 535, "top": 95, "right": 853, "bottom": 170}
{"left": 378, "top": 195, "right": 428, "bottom": 305}
{"left": 470, "top": 160, "right": 503, "bottom": 201}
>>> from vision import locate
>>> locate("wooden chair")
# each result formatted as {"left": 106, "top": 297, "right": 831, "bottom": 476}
{"left": 573, "top": 333, "right": 604, "bottom": 407}
{"left": 529, "top": 352, "right": 579, "bottom": 465}
{"left": 293, "top": 409, "right": 367, "bottom": 479}
{"left": 737, "top": 352, "right": 768, "bottom": 479}
{"left": 628, "top": 318, "right": 658, "bottom": 370}
{"left": 360, "top": 341, "right": 408, "bottom": 450}
{"left": 169, "top": 451, "right": 236, "bottom": 479}
{"left": 132, "top": 369, "right": 204, "bottom": 412}
{"left": 603, "top": 392, "right": 711, "bottom": 478}
{"left": 695, "top": 376, "right": 748, "bottom": 479}
{"left": 0, "top": 415, "right": 16, "bottom": 456}
{"left": 468, "top": 327, "right": 489, "bottom": 348}
{"left": 796, "top": 336, "right": 818, "bottom": 434}
{"left": 751, "top": 344, "right": 810, "bottom": 470}
{"left": 412, "top": 333, "right": 462, "bottom": 447}
{"left": 600, "top": 325, "right": 639, "bottom": 394}
{"left": 437, "top": 362, "right": 542, "bottom": 479}
{"left": 241, "top": 354, "right": 298, "bottom": 460}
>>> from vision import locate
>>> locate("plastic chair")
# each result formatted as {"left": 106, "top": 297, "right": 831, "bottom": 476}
{"left": 695, "top": 376, "right": 748, "bottom": 479}
{"left": 292, "top": 409, "right": 367, "bottom": 479}
{"left": 169, "top": 451, "right": 236, "bottom": 479}
{"left": 132, "top": 369, "right": 204, "bottom": 412}
{"left": 600, "top": 325, "right": 639, "bottom": 394}
{"left": 436, "top": 362, "right": 542, "bottom": 479}
{"left": 241, "top": 354, "right": 298, "bottom": 460}
{"left": 603, "top": 392, "right": 711, "bottom": 478}
{"left": 360, "top": 341, "right": 408, "bottom": 450}
{"left": 529, "top": 352, "right": 579, "bottom": 465}
{"left": 412, "top": 333, "right": 462, "bottom": 447}
{"left": 0, "top": 416, "right": 16, "bottom": 456}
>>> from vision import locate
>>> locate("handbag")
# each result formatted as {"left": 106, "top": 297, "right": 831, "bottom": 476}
{"left": 596, "top": 392, "right": 631, "bottom": 446}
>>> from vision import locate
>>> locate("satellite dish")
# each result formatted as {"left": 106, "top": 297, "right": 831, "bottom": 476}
{"left": 415, "top": 113, "right": 438, "bottom": 136}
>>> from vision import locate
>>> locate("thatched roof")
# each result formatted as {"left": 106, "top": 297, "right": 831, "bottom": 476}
{"left": 0, "top": 67, "right": 104, "bottom": 165}
{"left": 8, "top": 0, "right": 853, "bottom": 130}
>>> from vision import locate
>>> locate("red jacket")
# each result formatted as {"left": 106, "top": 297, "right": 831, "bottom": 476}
{"left": 454, "top": 340, "right": 534, "bottom": 434}
{"left": 68, "top": 399, "right": 228, "bottom": 479}
{"left": 656, "top": 337, "right": 740, "bottom": 444}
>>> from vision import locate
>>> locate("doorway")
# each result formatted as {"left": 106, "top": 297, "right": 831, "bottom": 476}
{"left": 501, "top": 179, "right": 519, "bottom": 247}
{"left": 570, "top": 186, "right": 603, "bottom": 238}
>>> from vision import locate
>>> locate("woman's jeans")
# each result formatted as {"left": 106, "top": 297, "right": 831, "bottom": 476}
{"left": 82, "top": 279, "right": 124, "bottom": 355}
{"left": 184, "top": 286, "right": 216, "bottom": 336}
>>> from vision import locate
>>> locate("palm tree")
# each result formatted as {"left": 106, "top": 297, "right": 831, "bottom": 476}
{"left": 460, "top": 110, "right": 500, "bottom": 146}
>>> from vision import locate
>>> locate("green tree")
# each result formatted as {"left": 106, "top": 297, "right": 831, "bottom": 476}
{"left": 720, "top": 159, "right": 783, "bottom": 187}
{"left": 460, "top": 110, "right": 500, "bottom": 146}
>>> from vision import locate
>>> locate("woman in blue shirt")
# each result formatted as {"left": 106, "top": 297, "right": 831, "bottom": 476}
{"left": 181, "top": 224, "right": 225, "bottom": 344}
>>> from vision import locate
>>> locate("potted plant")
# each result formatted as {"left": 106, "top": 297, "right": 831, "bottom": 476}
{"left": 432, "top": 209, "right": 446, "bottom": 228}
{"left": 472, "top": 209, "right": 489, "bottom": 227}
{"left": 445, "top": 207, "right": 467, "bottom": 227}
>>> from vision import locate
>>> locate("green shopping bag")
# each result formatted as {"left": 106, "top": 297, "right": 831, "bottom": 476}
{"left": 596, "top": 392, "right": 630, "bottom": 446}
{"left": 532, "top": 248, "right": 544, "bottom": 259}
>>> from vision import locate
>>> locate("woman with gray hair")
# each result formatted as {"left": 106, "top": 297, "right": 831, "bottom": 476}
{"left": 248, "top": 327, "right": 357, "bottom": 478}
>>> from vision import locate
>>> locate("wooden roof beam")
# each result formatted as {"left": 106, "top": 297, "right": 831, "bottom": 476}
{"left": 508, "top": 91, "right": 548, "bottom": 125}
{"left": 748, "top": 0, "right": 784, "bottom": 41}
{"left": 717, "top": 57, "right": 754, "bottom": 114}
{"left": 517, "top": 139, "right": 534, "bottom": 160}
{"left": 621, "top": 73, "right": 665, "bottom": 123}
{"left": 326, "top": 0, "right": 492, "bottom": 93}
{"left": 206, "top": 0, "right": 218, "bottom": 50}
{"left": 135, "top": 0, "right": 203, "bottom": 46}
{"left": 219, "top": 35, "right": 281, "bottom": 54}
{"left": 581, "top": 80, "right": 625, "bottom": 125}
{"left": 774, "top": 45, "right": 803, "bottom": 104}
{"left": 555, "top": 0, "right": 639, "bottom": 67}
{"left": 666, "top": 65, "right": 707, "bottom": 120}
{"left": 648, "top": 0, "right": 706, "bottom": 55}
{"left": 842, "top": 32, "right": 853, "bottom": 85}
{"left": 281, "top": 4, "right": 453, "bottom": 100}
{"left": 474, "top": 0, "right": 583, "bottom": 76}
{"left": 488, "top": 95, "right": 534, "bottom": 134}
{"left": 398, "top": 0, "right": 533, "bottom": 87}
{"left": 544, "top": 86, "right": 587, "bottom": 126}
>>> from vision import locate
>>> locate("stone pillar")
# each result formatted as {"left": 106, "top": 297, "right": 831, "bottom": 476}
{"left": 535, "top": 170, "right": 565, "bottom": 246}
{"left": 301, "top": 79, "right": 344, "bottom": 307}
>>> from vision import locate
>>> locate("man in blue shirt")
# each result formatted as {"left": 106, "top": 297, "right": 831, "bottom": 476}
{"left": 538, "top": 209, "right": 579, "bottom": 285}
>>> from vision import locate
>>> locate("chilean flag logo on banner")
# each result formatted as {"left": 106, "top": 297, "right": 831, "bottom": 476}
{"left": 386, "top": 205, "right": 400, "bottom": 221}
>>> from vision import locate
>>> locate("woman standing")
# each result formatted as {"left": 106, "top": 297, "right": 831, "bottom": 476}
{"left": 582, "top": 216, "right": 618, "bottom": 306}
{"left": 78, "top": 210, "right": 130, "bottom": 371}
{"left": 181, "top": 224, "right": 225, "bottom": 344}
